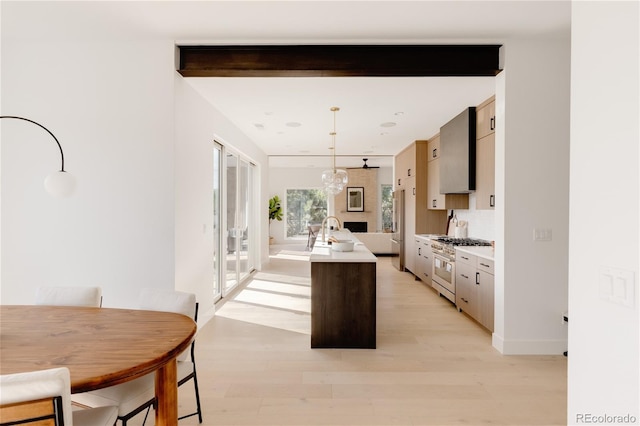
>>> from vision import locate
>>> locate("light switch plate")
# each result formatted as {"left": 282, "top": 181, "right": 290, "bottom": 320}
{"left": 533, "top": 228, "right": 552, "bottom": 241}
{"left": 599, "top": 267, "right": 636, "bottom": 309}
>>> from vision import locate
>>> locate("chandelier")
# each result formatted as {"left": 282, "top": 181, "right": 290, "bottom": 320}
{"left": 321, "top": 107, "right": 348, "bottom": 194}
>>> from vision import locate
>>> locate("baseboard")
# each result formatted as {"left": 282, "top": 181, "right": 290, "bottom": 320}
{"left": 492, "top": 333, "right": 567, "bottom": 355}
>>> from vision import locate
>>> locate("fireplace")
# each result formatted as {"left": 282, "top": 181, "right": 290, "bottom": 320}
{"left": 343, "top": 221, "right": 368, "bottom": 233}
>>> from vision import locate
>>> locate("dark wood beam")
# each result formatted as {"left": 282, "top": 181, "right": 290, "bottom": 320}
{"left": 177, "top": 45, "right": 502, "bottom": 77}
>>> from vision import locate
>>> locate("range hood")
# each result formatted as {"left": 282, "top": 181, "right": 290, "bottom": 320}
{"left": 439, "top": 107, "right": 476, "bottom": 194}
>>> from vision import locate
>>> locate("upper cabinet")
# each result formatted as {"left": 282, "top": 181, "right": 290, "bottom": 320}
{"left": 476, "top": 95, "right": 496, "bottom": 140}
{"left": 394, "top": 141, "right": 449, "bottom": 274}
{"left": 427, "top": 134, "right": 469, "bottom": 211}
{"left": 475, "top": 96, "right": 496, "bottom": 210}
{"left": 394, "top": 143, "right": 416, "bottom": 189}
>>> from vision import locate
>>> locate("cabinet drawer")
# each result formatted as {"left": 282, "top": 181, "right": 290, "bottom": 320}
{"left": 476, "top": 257, "right": 494, "bottom": 274}
{"left": 421, "top": 241, "right": 432, "bottom": 258}
{"left": 456, "top": 251, "right": 476, "bottom": 265}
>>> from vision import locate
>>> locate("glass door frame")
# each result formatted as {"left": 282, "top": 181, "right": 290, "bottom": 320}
{"left": 212, "top": 141, "right": 223, "bottom": 302}
{"left": 221, "top": 145, "right": 257, "bottom": 298}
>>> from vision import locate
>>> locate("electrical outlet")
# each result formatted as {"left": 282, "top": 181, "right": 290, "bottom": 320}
{"left": 533, "top": 228, "right": 552, "bottom": 241}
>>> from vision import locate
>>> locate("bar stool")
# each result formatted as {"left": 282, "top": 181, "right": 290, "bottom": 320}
{"left": 307, "top": 224, "right": 320, "bottom": 250}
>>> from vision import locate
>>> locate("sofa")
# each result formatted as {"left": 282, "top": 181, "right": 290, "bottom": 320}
{"left": 353, "top": 232, "right": 393, "bottom": 255}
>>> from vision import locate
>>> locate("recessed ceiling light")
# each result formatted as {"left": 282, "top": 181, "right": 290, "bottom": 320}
{"left": 253, "top": 123, "right": 265, "bottom": 130}
{"left": 286, "top": 122, "right": 302, "bottom": 128}
{"left": 394, "top": 112, "right": 404, "bottom": 116}
{"left": 380, "top": 122, "right": 396, "bottom": 128}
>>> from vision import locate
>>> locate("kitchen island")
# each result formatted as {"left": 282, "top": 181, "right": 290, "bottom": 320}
{"left": 309, "top": 231, "right": 377, "bottom": 349}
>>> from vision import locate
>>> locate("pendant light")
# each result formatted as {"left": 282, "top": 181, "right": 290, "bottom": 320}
{"left": 1, "top": 115, "right": 76, "bottom": 197}
{"left": 321, "top": 107, "right": 348, "bottom": 194}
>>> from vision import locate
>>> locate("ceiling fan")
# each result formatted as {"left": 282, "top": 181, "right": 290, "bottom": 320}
{"left": 347, "top": 158, "right": 381, "bottom": 170}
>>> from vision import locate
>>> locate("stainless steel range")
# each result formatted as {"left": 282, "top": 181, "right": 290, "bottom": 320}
{"left": 431, "top": 237, "right": 492, "bottom": 303}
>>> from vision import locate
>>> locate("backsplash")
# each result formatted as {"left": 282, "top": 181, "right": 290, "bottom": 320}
{"left": 450, "top": 193, "right": 495, "bottom": 241}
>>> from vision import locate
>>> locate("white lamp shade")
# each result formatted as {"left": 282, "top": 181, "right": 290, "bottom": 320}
{"left": 44, "top": 171, "right": 76, "bottom": 198}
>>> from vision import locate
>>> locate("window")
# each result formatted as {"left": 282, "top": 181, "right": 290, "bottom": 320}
{"left": 286, "top": 189, "right": 327, "bottom": 238}
{"left": 381, "top": 184, "right": 393, "bottom": 232}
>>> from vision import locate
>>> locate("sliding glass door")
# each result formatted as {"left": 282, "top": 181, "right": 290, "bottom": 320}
{"left": 224, "top": 150, "right": 255, "bottom": 296}
{"left": 212, "top": 142, "right": 222, "bottom": 301}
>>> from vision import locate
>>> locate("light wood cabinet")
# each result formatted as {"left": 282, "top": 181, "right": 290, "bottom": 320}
{"left": 414, "top": 237, "right": 433, "bottom": 285}
{"left": 476, "top": 258, "right": 494, "bottom": 331}
{"left": 455, "top": 251, "right": 494, "bottom": 332}
{"left": 427, "top": 136, "right": 440, "bottom": 161}
{"left": 420, "top": 239, "right": 433, "bottom": 285}
{"left": 394, "top": 140, "right": 450, "bottom": 275}
{"left": 426, "top": 134, "right": 469, "bottom": 211}
{"left": 476, "top": 96, "right": 496, "bottom": 210}
{"left": 476, "top": 96, "right": 496, "bottom": 139}
{"left": 415, "top": 238, "right": 424, "bottom": 279}
{"left": 394, "top": 143, "right": 416, "bottom": 189}
{"left": 456, "top": 252, "right": 478, "bottom": 319}
{"left": 404, "top": 177, "right": 416, "bottom": 274}
{"left": 476, "top": 132, "right": 495, "bottom": 210}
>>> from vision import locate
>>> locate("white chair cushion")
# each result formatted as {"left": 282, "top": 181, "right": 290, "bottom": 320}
{"left": 138, "top": 289, "right": 196, "bottom": 362}
{"left": 35, "top": 286, "right": 102, "bottom": 307}
{"left": 1, "top": 367, "right": 72, "bottom": 426}
{"left": 72, "top": 373, "right": 155, "bottom": 416}
{"left": 72, "top": 360, "right": 194, "bottom": 416}
{"left": 1, "top": 367, "right": 116, "bottom": 426}
{"left": 74, "top": 405, "right": 119, "bottom": 426}
{"left": 138, "top": 288, "right": 195, "bottom": 319}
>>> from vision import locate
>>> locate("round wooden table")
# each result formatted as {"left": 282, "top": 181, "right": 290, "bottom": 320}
{"left": 0, "top": 305, "right": 197, "bottom": 426}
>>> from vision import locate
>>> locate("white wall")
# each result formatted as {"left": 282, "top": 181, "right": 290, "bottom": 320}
{"left": 568, "top": 2, "right": 639, "bottom": 423}
{"left": 174, "top": 77, "right": 269, "bottom": 314}
{"left": 493, "top": 34, "right": 571, "bottom": 354}
{"left": 0, "top": 10, "right": 270, "bottom": 313}
{"left": 1, "top": 38, "right": 176, "bottom": 308}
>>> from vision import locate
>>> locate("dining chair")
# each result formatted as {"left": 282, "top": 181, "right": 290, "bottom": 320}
{"left": 0, "top": 367, "right": 118, "bottom": 426}
{"left": 35, "top": 286, "right": 103, "bottom": 307}
{"left": 72, "top": 289, "right": 203, "bottom": 425}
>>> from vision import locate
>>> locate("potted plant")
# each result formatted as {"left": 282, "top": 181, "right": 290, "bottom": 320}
{"left": 268, "top": 195, "right": 283, "bottom": 244}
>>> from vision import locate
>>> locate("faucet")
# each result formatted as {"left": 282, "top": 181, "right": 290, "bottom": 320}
{"left": 321, "top": 216, "right": 342, "bottom": 242}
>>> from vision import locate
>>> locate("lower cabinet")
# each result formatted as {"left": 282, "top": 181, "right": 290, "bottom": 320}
{"left": 421, "top": 240, "right": 433, "bottom": 286}
{"left": 415, "top": 238, "right": 424, "bottom": 279}
{"left": 455, "top": 250, "right": 494, "bottom": 332}
{"left": 476, "top": 259, "right": 495, "bottom": 331}
{"left": 414, "top": 237, "right": 433, "bottom": 286}
{"left": 456, "top": 253, "right": 478, "bottom": 319}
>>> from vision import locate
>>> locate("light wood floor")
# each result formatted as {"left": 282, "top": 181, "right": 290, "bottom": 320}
{"left": 152, "top": 244, "right": 567, "bottom": 425}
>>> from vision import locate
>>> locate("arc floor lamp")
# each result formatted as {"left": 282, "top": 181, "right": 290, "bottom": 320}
{"left": 1, "top": 115, "right": 76, "bottom": 197}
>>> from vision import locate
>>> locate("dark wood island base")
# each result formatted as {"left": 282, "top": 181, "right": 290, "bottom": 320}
{"left": 310, "top": 261, "right": 376, "bottom": 349}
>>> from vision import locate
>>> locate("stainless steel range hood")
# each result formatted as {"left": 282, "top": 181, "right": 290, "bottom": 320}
{"left": 439, "top": 107, "right": 476, "bottom": 194}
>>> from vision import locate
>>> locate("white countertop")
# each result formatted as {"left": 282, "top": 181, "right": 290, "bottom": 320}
{"left": 455, "top": 246, "right": 494, "bottom": 260}
{"left": 415, "top": 234, "right": 445, "bottom": 241}
{"left": 310, "top": 230, "right": 377, "bottom": 263}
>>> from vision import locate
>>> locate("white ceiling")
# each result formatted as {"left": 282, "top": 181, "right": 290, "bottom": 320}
{"left": 2, "top": 1, "right": 571, "bottom": 168}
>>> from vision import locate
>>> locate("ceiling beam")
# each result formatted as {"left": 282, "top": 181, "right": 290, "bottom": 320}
{"left": 177, "top": 45, "right": 502, "bottom": 77}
